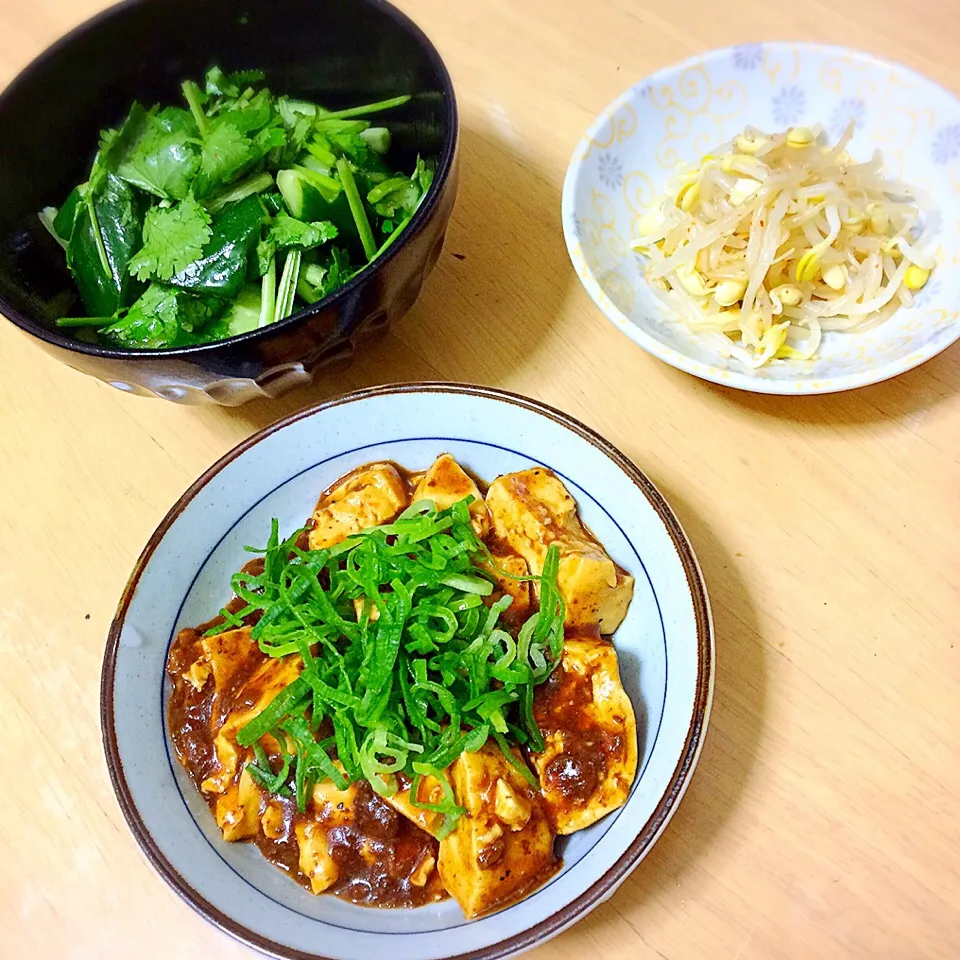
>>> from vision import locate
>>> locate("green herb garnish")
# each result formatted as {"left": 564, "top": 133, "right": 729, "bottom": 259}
{"left": 42, "top": 68, "right": 433, "bottom": 349}
{"left": 227, "top": 497, "right": 564, "bottom": 824}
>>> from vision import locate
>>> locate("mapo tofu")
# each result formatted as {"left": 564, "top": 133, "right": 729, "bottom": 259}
{"left": 167, "top": 454, "right": 638, "bottom": 918}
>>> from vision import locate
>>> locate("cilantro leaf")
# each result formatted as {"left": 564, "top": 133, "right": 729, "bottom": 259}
{"left": 99, "top": 283, "right": 223, "bottom": 348}
{"left": 168, "top": 194, "right": 264, "bottom": 300}
{"left": 198, "top": 120, "right": 256, "bottom": 190}
{"left": 255, "top": 118, "right": 288, "bottom": 155}
{"left": 256, "top": 214, "right": 337, "bottom": 274}
{"left": 302, "top": 248, "right": 356, "bottom": 299}
{"left": 193, "top": 113, "right": 285, "bottom": 198}
{"left": 367, "top": 176, "right": 419, "bottom": 219}
{"left": 205, "top": 66, "right": 266, "bottom": 98}
{"left": 108, "top": 103, "right": 201, "bottom": 200}
{"left": 328, "top": 130, "right": 369, "bottom": 165}
{"left": 128, "top": 197, "right": 213, "bottom": 281}
{"left": 90, "top": 126, "right": 121, "bottom": 193}
{"left": 413, "top": 155, "right": 435, "bottom": 195}
{"left": 155, "top": 106, "right": 198, "bottom": 136}
{"left": 269, "top": 214, "right": 338, "bottom": 248}
{"left": 220, "top": 88, "right": 275, "bottom": 134}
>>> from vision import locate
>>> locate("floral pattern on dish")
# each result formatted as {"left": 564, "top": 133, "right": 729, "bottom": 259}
{"left": 598, "top": 153, "right": 624, "bottom": 189}
{"left": 772, "top": 85, "right": 807, "bottom": 126}
{"left": 733, "top": 44, "right": 763, "bottom": 71}
{"left": 829, "top": 97, "right": 866, "bottom": 137}
{"left": 931, "top": 123, "right": 960, "bottom": 165}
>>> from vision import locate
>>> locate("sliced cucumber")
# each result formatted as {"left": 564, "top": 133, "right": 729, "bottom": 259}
{"left": 360, "top": 127, "right": 392, "bottom": 155}
{"left": 223, "top": 283, "right": 263, "bottom": 337}
{"left": 276, "top": 169, "right": 363, "bottom": 253}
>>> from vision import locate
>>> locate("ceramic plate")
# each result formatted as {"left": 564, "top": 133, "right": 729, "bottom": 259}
{"left": 562, "top": 42, "right": 960, "bottom": 394}
{"left": 101, "top": 383, "right": 713, "bottom": 960}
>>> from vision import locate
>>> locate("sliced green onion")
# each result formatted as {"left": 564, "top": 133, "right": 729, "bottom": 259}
{"left": 206, "top": 493, "right": 565, "bottom": 829}
{"left": 237, "top": 676, "right": 311, "bottom": 747}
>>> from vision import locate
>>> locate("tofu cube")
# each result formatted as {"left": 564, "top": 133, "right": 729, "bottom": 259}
{"left": 529, "top": 638, "right": 638, "bottom": 834}
{"left": 476, "top": 549, "right": 531, "bottom": 627}
{"left": 486, "top": 469, "right": 634, "bottom": 633}
{"left": 438, "top": 743, "right": 555, "bottom": 918}
{"left": 386, "top": 774, "right": 448, "bottom": 838}
{"left": 215, "top": 767, "right": 262, "bottom": 841}
{"left": 413, "top": 454, "right": 490, "bottom": 536}
{"left": 296, "top": 820, "right": 340, "bottom": 894}
{"left": 308, "top": 463, "right": 409, "bottom": 550}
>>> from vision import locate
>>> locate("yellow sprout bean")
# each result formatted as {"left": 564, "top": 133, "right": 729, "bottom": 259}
{"left": 786, "top": 127, "right": 815, "bottom": 148}
{"left": 904, "top": 265, "right": 931, "bottom": 291}
{"left": 773, "top": 284, "right": 802, "bottom": 307}
{"left": 635, "top": 211, "right": 664, "bottom": 236}
{"left": 675, "top": 264, "right": 709, "bottom": 297}
{"left": 729, "top": 177, "right": 762, "bottom": 205}
{"left": 867, "top": 202, "right": 889, "bottom": 234}
{"left": 759, "top": 323, "right": 790, "bottom": 355}
{"left": 822, "top": 264, "right": 848, "bottom": 290}
{"left": 676, "top": 181, "right": 700, "bottom": 211}
{"left": 714, "top": 279, "right": 748, "bottom": 306}
{"left": 734, "top": 133, "right": 767, "bottom": 155}
{"left": 795, "top": 251, "right": 820, "bottom": 282}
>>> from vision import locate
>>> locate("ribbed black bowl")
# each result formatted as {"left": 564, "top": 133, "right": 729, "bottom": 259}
{"left": 0, "top": 0, "right": 458, "bottom": 404}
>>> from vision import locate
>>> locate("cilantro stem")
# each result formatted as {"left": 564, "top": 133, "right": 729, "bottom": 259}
{"left": 335, "top": 158, "right": 377, "bottom": 261}
{"left": 181, "top": 81, "right": 209, "bottom": 140}
{"left": 56, "top": 316, "right": 114, "bottom": 328}
{"left": 258, "top": 256, "right": 276, "bottom": 328}
{"left": 319, "top": 94, "right": 411, "bottom": 121}
{"left": 372, "top": 214, "right": 412, "bottom": 261}
{"left": 275, "top": 249, "right": 302, "bottom": 321}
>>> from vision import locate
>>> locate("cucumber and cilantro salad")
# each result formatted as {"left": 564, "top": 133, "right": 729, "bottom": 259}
{"left": 42, "top": 68, "right": 434, "bottom": 349}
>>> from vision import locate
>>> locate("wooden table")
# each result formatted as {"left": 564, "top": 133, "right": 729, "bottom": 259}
{"left": 2, "top": 1, "right": 959, "bottom": 957}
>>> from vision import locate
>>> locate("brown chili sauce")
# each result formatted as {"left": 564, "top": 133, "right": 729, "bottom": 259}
{"left": 531, "top": 637, "right": 626, "bottom": 813}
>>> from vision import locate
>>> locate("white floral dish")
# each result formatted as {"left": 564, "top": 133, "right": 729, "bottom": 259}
{"left": 101, "top": 383, "right": 714, "bottom": 960}
{"left": 562, "top": 42, "right": 960, "bottom": 394}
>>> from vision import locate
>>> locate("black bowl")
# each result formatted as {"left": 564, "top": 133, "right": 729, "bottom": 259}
{"left": 0, "top": 0, "right": 458, "bottom": 404}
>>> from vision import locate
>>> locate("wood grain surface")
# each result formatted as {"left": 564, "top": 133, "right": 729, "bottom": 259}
{"left": 1, "top": 1, "right": 958, "bottom": 958}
